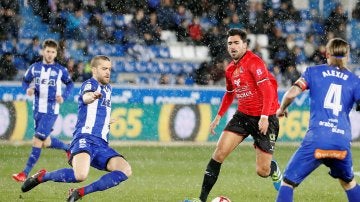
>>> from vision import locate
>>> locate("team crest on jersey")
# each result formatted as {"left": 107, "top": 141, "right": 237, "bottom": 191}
{"left": 50, "top": 70, "right": 58, "bottom": 76}
{"left": 234, "top": 78, "right": 241, "bottom": 86}
{"left": 84, "top": 83, "right": 92, "bottom": 91}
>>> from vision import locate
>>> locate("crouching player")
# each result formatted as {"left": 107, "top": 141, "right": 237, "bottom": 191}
{"left": 21, "top": 55, "right": 132, "bottom": 202}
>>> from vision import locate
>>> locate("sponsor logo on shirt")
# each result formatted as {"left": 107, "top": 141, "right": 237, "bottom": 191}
{"left": 35, "top": 77, "right": 56, "bottom": 86}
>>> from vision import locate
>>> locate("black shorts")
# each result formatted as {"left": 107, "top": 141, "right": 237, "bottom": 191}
{"left": 223, "top": 111, "right": 279, "bottom": 154}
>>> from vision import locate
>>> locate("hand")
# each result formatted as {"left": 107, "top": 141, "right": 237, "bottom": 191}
{"left": 276, "top": 108, "right": 288, "bottom": 118}
{"left": 26, "top": 88, "right": 35, "bottom": 96}
{"left": 56, "top": 95, "right": 64, "bottom": 103}
{"left": 258, "top": 116, "right": 269, "bottom": 135}
{"left": 93, "top": 91, "right": 102, "bottom": 100}
{"left": 210, "top": 115, "right": 221, "bottom": 135}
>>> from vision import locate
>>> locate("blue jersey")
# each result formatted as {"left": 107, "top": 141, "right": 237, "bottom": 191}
{"left": 73, "top": 78, "right": 112, "bottom": 142}
{"left": 22, "top": 62, "right": 73, "bottom": 114}
{"left": 302, "top": 64, "right": 360, "bottom": 145}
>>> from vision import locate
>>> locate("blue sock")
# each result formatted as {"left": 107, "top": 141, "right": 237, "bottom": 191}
{"left": 23, "top": 147, "right": 42, "bottom": 175}
{"left": 83, "top": 171, "right": 128, "bottom": 195}
{"left": 346, "top": 184, "right": 360, "bottom": 202}
{"left": 48, "top": 137, "right": 69, "bottom": 151}
{"left": 42, "top": 168, "right": 77, "bottom": 183}
{"left": 276, "top": 185, "right": 293, "bottom": 202}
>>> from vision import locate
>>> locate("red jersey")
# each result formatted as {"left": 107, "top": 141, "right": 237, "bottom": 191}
{"left": 218, "top": 51, "right": 279, "bottom": 116}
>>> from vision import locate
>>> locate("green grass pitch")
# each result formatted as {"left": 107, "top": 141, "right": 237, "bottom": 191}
{"left": 1, "top": 143, "right": 359, "bottom": 201}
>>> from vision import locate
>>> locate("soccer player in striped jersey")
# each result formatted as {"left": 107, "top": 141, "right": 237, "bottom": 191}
{"left": 276, "top": 38, "right": 360, "bottom": 202}
{"left": 21, "top": 55, "right": 132, "bottom": 202}
{"left": 12, "top": 39, "right": 74, "bottom": 182}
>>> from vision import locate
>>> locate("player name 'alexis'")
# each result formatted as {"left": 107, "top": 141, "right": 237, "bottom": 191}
{"left": 322, "top": 70, "right": 349, "bottom": 80}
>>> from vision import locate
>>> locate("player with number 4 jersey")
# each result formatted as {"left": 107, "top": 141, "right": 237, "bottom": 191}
{"left": 276, "top": 38, "right": 360, "bottom": 202}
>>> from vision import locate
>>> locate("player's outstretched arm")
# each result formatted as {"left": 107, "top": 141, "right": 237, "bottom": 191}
{"left": 278, "top": 85, "right": 303, "bottom": 116}
{"left": 83, "top": 91, "right": 102, "bottom": 104}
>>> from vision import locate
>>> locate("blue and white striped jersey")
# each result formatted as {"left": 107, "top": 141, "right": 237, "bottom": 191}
{"left": 22, "top": 62, "right": 73, "bottom": 114}
{"left": 73, "top": 78, "right": 112, "bottom": 142}
{"left": 302, "top": 64, "right": 360, "bottom": 144}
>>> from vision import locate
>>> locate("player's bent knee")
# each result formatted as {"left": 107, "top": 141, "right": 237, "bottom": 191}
{"left": 74, "top": 172, "right": 88, "bottom": 182}
{"left": 123, "top": 165, "right": 132, "bottom": 177}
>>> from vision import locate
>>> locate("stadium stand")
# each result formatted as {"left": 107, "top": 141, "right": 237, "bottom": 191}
{"left": 0, "top": 0, "right": 360, "bottom": 86}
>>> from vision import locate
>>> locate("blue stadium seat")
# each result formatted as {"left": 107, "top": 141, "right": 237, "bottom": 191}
{"left": 312, "top": 22, "right": 325, "bottom": 35}
{"left": 114, "top": 15, "right": 126, "bottom": 28}
{"left": 158, "top": 62, "right": 171, "bottom": 74}
{"left": 87, "top": 43, "right": 101, "bottom": 56}
{"left": 16, "top": 41, "right": 28, "bottom": 55}
{"left": 350, "top": 20, "right": 360, "bottom": 48}
{"left": 283, "top": 21, "right": 297, "bottom": 34}
{"left": 147, "top": 62, "right": 160, "bottom": 73}
{"left": 13, "top": 56, "right": 27, "bottom": 70}
{"left": 113, "top": 29, "right": 125, "bottom": 42}
{"left": 1, "top": 41, "right": 14, "bottom": 53}
{"left": 299, "top": 10, "right": 312, "bottom": 20}
{"left": 102, "top": 12, "right": 114, "bottom": 27}
{"left": 113, "top": 60, "right": 125, "bottom": 72}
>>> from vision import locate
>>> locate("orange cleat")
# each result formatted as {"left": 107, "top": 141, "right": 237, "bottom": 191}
{"left": 12, "top": 171, "right": 27, "bottom": 182}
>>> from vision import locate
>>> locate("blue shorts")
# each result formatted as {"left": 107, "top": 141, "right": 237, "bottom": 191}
{"left": 69, "top": 134, "right": 123, "bottom": 171}
{"left": 34, "top": 112, "right": 58, "bottom": 141}
{"left": 283, "top": 139, "right": 353, "bottom": 187}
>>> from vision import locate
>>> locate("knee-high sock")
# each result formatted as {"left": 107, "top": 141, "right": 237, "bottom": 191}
{"left": 199, "top": 158, "right": 222, "bottom": 202}
{"left": 23, "top": 147, "right": 42, "bottom": 175}
{"left": 80, "top": 171, "right": 128, "bottom": 196}
{"left": 48, "top": 137, "right": 69, "bottom": 151}
{"left": 276, "top": 185, "right": 294, "bottom": 202}
{"left": 346, "top": 184, "right": 360, "bottom": 202}
{"left": 42, "top": 168, "right": 77, "bottom": 183}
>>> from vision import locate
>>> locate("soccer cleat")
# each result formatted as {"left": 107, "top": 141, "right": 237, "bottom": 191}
{"left": 21, "top": 169, "right": 46, "bottom": 192}
{"left": 67, "top": 189, "right": 82, "bottom": 202}
{"left": 270, "top": 160, "right": 283, "bottom": 191}
{"left": 12, "top": 171, "right": 27, "bottom": 182}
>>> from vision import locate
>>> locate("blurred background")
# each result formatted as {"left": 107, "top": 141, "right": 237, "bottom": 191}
{"left": 1, "top": 0, "right": 360, "bottom": 142}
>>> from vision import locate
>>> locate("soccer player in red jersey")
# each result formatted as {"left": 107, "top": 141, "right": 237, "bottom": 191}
{"left": 198, "top": 28, "right": 282, "bottom": 202}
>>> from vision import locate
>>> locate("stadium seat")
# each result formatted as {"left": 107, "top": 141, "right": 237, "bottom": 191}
{"left": 113, "top": 29, "right": 125, "bottom": 42}
{"left": 247, "top": 34, "right": 256, "bottom": 50}
{"left": 13, "top": 56, "right": 27, "bottom": 70}
{"left": 256, "top": 34, "right": 269, "bottom": 48}
{"left": 102, "top": 12, "right": 114, "bottom": 27}
{"left": 283, "top": 21, "right": 297, "bottom": 34}
{"left": 259, "top": 48, "right": 270, "bottom": 63}
{"left": 160, "top": 30, "right": 178, "bottom": 45}
{"left": 182, "top": 46, "right": 196, "bottom": 60}
{"left": 114, "top": 15, "right": 126, "bottom": 28}
{"left": 158, "top": 62, "right": 171, "bottom": 74}
{"left": 195, "top": 46, "right": 209, "bottom": 60}
{"left": 169, "top": 45, "right": 183, "bottom": 59}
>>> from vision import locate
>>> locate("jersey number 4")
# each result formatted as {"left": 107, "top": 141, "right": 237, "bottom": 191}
{"left": 324, "top": 83, "right": 342, "bottom": 116}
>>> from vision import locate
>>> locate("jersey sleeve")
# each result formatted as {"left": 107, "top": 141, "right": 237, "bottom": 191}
{"left": 61, "top": 67, "right": 74, "bottom": 100}
{"left": 295, "top": 67, "right": 311, "bottom": 91}
{"left": 81, "top": 79, "right": 98, "bottom": 95}
{"left": 249, "top": 57, "right": 269, "bottom": 83}
{"left": 249, "top": 58, "right": 274, "bottom": 116}
{"left": 217, "top": 67, "right": 235, "bottom": 116}
{"left": 22, "top": 65, "right": 34, "bottom": 90}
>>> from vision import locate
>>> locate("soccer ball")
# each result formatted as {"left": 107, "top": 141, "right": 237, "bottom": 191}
{"left": 211, "top": 196, "right": 231, "bottom": 202}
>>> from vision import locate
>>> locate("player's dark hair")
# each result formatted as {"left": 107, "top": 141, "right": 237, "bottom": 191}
{"left": 227, "top": 28, "right": 247, "bottom": 43}
{"left": 326, "top": 38, "right": 349, "bottom": 69}
{"left": 42, "top": 39, "right": 58, "bottom": 50}
{"left": 91, "top": 55, "right": 111, "bottom": 68}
